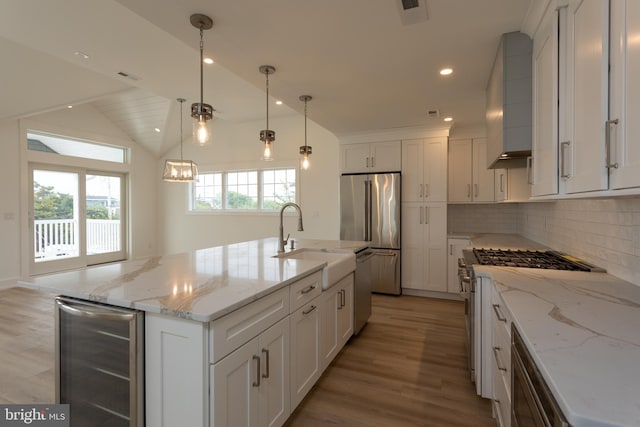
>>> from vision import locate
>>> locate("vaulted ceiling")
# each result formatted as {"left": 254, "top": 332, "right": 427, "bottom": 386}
{"left": 0, "top": 0, "right": 533, "bottom": 156}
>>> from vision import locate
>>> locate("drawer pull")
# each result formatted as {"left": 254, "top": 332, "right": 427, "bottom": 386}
{"left": 492, "top": 304, "right": 507, "bottom": 322}
{"left": 252, "top": 355, "right": 261, "bottom": 387}
{"left": 301, "top": 285, "right": 316, "bottom": 294}
{"left": 493, "top": 347, "right": 507, "bottom": 371}
{"left": 303, "top": 305, "right": 317, "bottom": 315}
{"left": 262, "top": 348, "right": 270, "bottom": 379}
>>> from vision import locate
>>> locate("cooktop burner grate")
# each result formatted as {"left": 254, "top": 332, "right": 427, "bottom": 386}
{"left": 472, "top": 249, "right": 596, "bottom": 271}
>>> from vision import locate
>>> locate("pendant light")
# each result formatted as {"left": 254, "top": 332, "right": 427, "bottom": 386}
{"left": 299, "top": 95, "right": 313, "bottom": 170}
{"left": 190, "top": 13, "right": 214, "bottom": 146}
{"left": 163, "top": 98, "right": 198, "bottom": 182}
{"left": 259, "top": 65, "right": 276, "bottom": 161}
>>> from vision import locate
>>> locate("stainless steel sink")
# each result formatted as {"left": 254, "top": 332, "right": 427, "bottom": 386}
{"left": 276, "top": 249, "right": 355, "bottom": 289}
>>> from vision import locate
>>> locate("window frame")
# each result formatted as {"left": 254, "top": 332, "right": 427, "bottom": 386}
{"left": 189, "top": 165, "right": 299, "bottom": 214}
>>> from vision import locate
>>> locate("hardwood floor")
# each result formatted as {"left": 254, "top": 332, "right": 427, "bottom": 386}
{"left": 0, "top": 288, "right": 494, "bottom": 426}
{"left": 285, "top": 294, "right": 495, "bottom": 427}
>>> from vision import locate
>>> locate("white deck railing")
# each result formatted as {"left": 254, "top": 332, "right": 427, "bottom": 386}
{"left": 34, "top": 219, "right": 120, "bottom": 261}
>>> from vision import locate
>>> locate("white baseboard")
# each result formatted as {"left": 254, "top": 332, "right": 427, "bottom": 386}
{"left": 0, "top": 277, "right": 19, "bottom": 290}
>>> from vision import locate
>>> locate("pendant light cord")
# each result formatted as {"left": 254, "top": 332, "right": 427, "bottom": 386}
{"left": 199, "top": 28, "right": 204, "bottom": 106}
{"left": 179, "top": 99, "right": 184, "bottom": 160}
{"left": 304, "top": 99, "right": 308, "bottom": 148}
{"left": 265, "top": 72, "right": 270, "bottom": 130}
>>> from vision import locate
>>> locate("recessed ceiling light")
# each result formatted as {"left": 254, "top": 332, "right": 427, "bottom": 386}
{"left": 154, "top": 128, "right": 161, "bottom": 133}
{"left": 203, "top": 57, "right": 214, "bottom": 65}
{"left": 443, "top": 117, "right": 453, "bottom": 122}
{"left": 439, "top": 68, "right": 453, "bottom": 76}
{"left": 67, "top": 105, "right": 73, "bottom": 109}
{"left": 275, "top": 100, "right": 283, "bottom": 105}
{"left": 74, "top": 51, "right": 89, "bottom": 60}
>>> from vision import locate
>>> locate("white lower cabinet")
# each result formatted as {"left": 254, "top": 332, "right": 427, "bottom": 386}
{"left": 290, "top": 298, "right": 321, "bottom": 409}
{"left": 146, "top": 269, "right": 354, "bottom": 427}
{"left": 319, "top": 274, "right": 354, "bottom": 372}
{"left": 491, "top": 286, "right": 512, "bottom": 427}
{"left": 212, "top": 317, "right": 290, "bottom": 427}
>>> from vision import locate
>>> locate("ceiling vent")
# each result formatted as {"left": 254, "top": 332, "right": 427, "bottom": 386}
{"left": 117, "top": 71, "right": 140, "bottom": 81}
{"left": 427, "top": 109, "right": 440, "bottom": 118}
{"left": 397, "top": 0, "right": 428, "bottom": 25}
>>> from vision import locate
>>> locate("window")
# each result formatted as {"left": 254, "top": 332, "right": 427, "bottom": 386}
{"left": 28, "top": 132, "right": 127, "bottom": 163}
{"left": 192, "top": 167, "right": 296, "bottom": 211}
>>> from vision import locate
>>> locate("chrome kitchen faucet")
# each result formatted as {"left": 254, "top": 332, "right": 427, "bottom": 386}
{"left": 278, "top": 202, "right": 303, "bottom": 253}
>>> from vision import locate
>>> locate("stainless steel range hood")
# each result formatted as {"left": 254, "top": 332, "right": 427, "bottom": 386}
{"left": 486, "top": 32, "right": 532, "bottom": 169}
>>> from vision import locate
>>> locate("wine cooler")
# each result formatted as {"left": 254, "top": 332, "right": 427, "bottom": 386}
{"left": 55, "top": 297, "right": 144, "bottom": 427}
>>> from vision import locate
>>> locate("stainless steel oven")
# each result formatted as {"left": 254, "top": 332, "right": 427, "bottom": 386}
{"left": 511, "top": 324, "right": 568, "bottom": 427}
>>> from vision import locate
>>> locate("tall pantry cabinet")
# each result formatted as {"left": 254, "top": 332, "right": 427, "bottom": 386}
{"left": 401, "top": 137, "right": 448, "bottom": 294}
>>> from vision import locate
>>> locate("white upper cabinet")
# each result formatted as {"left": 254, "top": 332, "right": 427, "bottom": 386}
{"left": 448, "top": 138, "right": 495, "bottom": 203}
{"left": 340, "top": 141, "right": 401, "bottom": 173}
{"left": 562, "top": 0, "right": 610, "bottom": 194}
{"left": 609, "top": 0, "right": 640, "bottom": 190}
{"left": 531, "top": 4, "right": 560, "bottom": 196}
{"left": 402, "top": 137, "right": 447, "bottom": 203}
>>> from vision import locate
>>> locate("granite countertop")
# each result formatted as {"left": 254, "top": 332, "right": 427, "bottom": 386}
{"left": 463, "top": 233, "right": 640, "bottom": 427}
{"left": 18, "top": 237, "right": 367, "bottom": 322}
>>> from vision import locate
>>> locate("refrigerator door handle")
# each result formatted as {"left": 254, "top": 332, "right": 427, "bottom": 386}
{"left": 367, "top": 180, "right": 373, "bottom": 241}
{"left": 364, "top": 179, "right": 369, "bottom": 241}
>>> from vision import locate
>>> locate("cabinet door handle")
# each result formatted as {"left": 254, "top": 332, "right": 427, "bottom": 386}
{"left": 366, "top": 157, "right": 369, "bottom": 168}
{"left": 467, "top": 184, "right": 471, "bottom": 199}
{"left": 526, "top": 156, "right": 533, "bottom": 185}
{"left": 560, "top": 141, "right": 571, "bottom": 178}
{"left": 252, "top": 355, "right": 261, "bottom": 387}
{"left": 261, "top": 349, "right": 270, "bottom": 379}
{"left": 303, "top": 304, "right": 317, "bottom": 315}
{"left": 493, "top": 347, "right": 507, "bottom": 371}
{"left": 337, "top": 292, "right": 342, "bottom": 310}
{"left": 499, "top": 174, "right": 504, "bottom": 193}
{"left": 424, "top": 206, "right": 429, "bottom": 224}
{"left": 474, "top": 183, "right": 479, "bottom": 198}
{"left": 301, "top": 285, "right": 316, "bottom": 294}
{"left": 424, "top": 184, "right": 429, "bottom": 198}
{"left": 341, "top": 289, "right": 346, "bottom": 308}
{"left": 372, "top": 156, "right": 375, "bottom": 168}
{"left": 492, "top": 304, "right": 507, "bottom": 322}
{"left": 420, "top": 184, "right": 423, "bottom": 198}
{"left": 450, "top": 244, "right": 453, "bottom": 256}
{"left": 419, "top": 206, "right": 423, "bottom": 224}
{"left": 605, "top": 119, "right": 619, "bottom": 169}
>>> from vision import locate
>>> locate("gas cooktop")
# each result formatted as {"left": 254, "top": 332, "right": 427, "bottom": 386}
{"left": 472, "top": 248, "right": 605, "bottom": 272}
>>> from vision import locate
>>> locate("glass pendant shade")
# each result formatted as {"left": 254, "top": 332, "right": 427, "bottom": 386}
{"left": 192, "top": 108, "right": 213, "bottom": 146}
{"left": 163, "top": 160, "right": 198, "bottom": 182}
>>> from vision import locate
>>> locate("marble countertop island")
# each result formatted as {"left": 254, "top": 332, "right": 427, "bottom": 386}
{"left": 18, "top": 237, "right": 368, "bottom": 322}
{"left": 461, "top": 233, "right": 640, "bottom": 427}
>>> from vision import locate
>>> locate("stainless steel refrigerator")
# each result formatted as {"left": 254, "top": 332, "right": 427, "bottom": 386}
{"left": 340, "top": 173, "right": 401, "bottom": 295}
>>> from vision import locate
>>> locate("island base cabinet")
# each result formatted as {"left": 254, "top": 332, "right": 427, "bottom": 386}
{"left": 146, "top": 313, "right": 209, "bottom": 427}
{"left": 212, "top": 317, "right": 290, "bottom": 427}
{"left": 319, "top": 275, "right": 354, "bottom": 372}
{"left": 290, "top": 300, "right": 321, "bottom": 409}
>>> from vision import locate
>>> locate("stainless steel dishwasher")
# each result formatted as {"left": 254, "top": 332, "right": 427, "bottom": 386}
{"left": 55, "top": 297, "right": 144, "bottom": 427}
{"left": 354, "top": 248, "right": 374, "bottom": 334}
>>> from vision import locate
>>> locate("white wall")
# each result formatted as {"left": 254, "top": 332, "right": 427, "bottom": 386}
{"left": 0, "top": 104, "right": 158, "bottom": 286}
{"left": 158, "top": 114, "right": 340, "bottom": 254}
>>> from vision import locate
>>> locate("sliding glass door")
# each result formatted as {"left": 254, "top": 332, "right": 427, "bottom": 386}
{"left": 30, "top": 165, "right": 126, "bottom": 274}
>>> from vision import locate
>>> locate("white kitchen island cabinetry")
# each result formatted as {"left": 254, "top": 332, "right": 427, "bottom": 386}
{"left": 340, "top": 141, "right": 401, "bottom": 173}
{"left": 401, "top": 202, "right": 447, "bottom": 293}
{"left": 401, "top": 137, "right": 447, "bottom": 203}
{"left": 448, "top": 138, "right": 498, "bottom": 203}
{"left": 491, "top": 285, "right": 512, "bottom": 427}
{"left": 319, "top": 274, "right": 354, "bottom": 372}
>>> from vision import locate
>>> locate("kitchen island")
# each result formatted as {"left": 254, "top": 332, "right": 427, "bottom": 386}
{"left": 18, "top": 237, "right": 367, "bottom": 427}
{"left": 462, "top": 233, "right": 640, "bottom": 427}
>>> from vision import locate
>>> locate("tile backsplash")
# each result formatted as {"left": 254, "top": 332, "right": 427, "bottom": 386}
{"left": 518, "top": 197, "right": 640, "bottom": 286}
{"left": 447, "top": 203, "right": 519, "bottom": 234}
{"left": 448, "top": 197, "right": 640, "bottom": 286}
